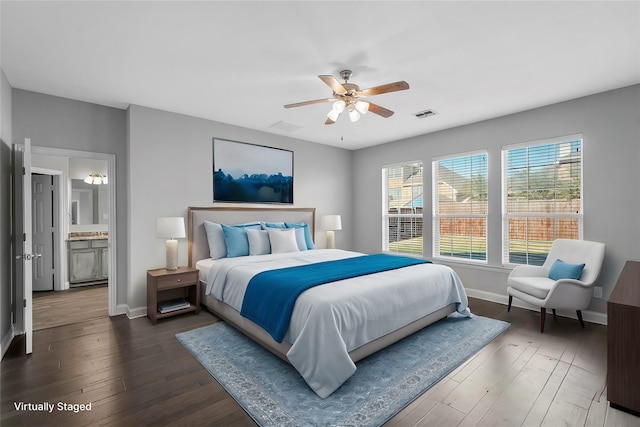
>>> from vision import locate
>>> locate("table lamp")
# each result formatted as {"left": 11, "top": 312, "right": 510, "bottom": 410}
{"left": 321, "top": 214, "right": 342, "bottom": 249}
{"left": 156, "top": 217, "right": 186, "bottom": 270}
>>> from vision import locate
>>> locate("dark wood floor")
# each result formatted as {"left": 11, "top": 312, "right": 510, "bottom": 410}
{"left": 1, "top": 298, "right": 637, "bottom": 426}
{"left": 33, "top": 284, "right": 108, "bottom": 331}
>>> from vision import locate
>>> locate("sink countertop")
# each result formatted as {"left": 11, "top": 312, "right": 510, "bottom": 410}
{"left": 68, "top": 233, "right": 108, "bottom": 241}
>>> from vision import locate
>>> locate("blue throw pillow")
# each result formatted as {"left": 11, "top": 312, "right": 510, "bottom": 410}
{"left": 261, "top": 221, "right": 286, "bottom": 229}
{"left": 292, "top": 227, "right": 308, "bottom": 252}
{"left": 221, "top": 223, "right": 260, "bottom": 257}
{"left": 284, "top": 222, "right": 315, "bottom": 250}
{"left": 548, "top": 259, "right": 585, "bottom": 281}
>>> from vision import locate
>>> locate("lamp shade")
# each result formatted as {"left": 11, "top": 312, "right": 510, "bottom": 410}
{"left": 333, "top": 100, "right": 346, "bottom": 113}
{"left": 321, "top": 214, "right": 342, "bottom": 231}
{"left": 156, "top": 217, "right": 186, "bottom": 239}
{"left": 327, "top": 109, "right": 340, "bottom": 121}
{"left": 355, "top": 101, "right": 369, "bottom": 115}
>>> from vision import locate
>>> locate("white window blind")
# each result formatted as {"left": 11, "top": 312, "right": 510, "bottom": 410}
{"left": 502, "top": 135, "right": 583, "bottom": 265}
{"left": 433, "top": 152, "right": 488, "bottom": 262}
{"left": 382, "top": 162, "right": 423, "bottom": 255}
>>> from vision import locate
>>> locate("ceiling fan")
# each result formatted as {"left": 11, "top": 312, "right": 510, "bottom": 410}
{"left": 284, "top": 70, "right": 410, "bottom": 125}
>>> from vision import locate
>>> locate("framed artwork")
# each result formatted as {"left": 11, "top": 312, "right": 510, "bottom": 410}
{"left": 213, "top": 138, "right": 294, "bottom": 204}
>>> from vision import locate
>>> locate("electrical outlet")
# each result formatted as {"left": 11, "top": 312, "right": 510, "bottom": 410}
{"left": 593, "top": 287, "right": 603, "bottom": 298}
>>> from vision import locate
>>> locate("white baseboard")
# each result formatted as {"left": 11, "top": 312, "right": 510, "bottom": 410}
{"left": 115, "top": 303, "right": 129, "bottom": 316}
{"left": 125, "top": 305, "right": 147, "bottom": 319}
{"left": 115, "top": 303, "right": 146, "bottom": 319}
{"left": 465, "top": 288, "right": 608, "bottom": 326}
{"left": 1, "top": 325, "right": 15, "bottom": 360}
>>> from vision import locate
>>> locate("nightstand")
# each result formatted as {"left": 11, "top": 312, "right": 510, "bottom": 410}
{"left": 147, "top": 266, "right": 200, "bottom": 324}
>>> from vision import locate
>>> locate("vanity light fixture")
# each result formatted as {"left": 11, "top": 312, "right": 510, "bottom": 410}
{"left": 84, "top": 173, "right": 108, "bottom": 185}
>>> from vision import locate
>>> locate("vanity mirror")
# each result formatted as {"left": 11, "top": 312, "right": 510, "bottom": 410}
{"left": 71, "top": 178, "right": 109, "bottom": 225}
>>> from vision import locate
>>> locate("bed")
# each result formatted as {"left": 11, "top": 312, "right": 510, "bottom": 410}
{"left": 188, "top": 206, "right": 470, "bottom": 398}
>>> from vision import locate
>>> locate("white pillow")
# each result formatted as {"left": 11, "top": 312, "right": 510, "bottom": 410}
{"left": 267, "top": 228, "right": 299, "bottom": 254}
{"left": 246, "top": 228, "right": 271, "bottom": 256}
{"left": 203, "top": 220, "right": 226, "bottom": 259}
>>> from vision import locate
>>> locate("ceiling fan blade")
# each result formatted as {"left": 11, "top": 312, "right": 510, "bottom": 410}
{"left": 325, "top": 117, "right": 336, "bottom": 125}
{"left": 319, "top": 75, "right": 347, "bottom": 95}
{"left": 359, "top": 81, "right": 410, "bottom": 97}
{"left": 368, "top": 102, "right": 395, "bottom": 118}
{"left": 284, "top": 98, "right": 332, "bottom": 108}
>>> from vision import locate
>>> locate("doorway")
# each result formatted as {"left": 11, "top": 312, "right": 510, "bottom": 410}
{"left": 13, "top": 142, "right": 117, "bottom": 354}
{"left": 30, "top": 156, "right": 112, "bottom": 330}
{"left": 29, "top": 147, "right": 117, "bottom": 322}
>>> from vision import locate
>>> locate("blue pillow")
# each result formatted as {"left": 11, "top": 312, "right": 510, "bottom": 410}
{"left": 291, "top": 227, "right": 308, "bottom": 252}
{"left": 284, "top": 222, "right": 315, "bottom": 250}
{"left": 221, "top": 223, "right": 261, "bottom": 258}
{"left": 261, "top": 221, "right": 286, "bottom": 229}
{"left": 235, "top": 222, "right": 262, "bottom": 230}
{"left": 548, "top": 259, "right": 585, "bottom": 281}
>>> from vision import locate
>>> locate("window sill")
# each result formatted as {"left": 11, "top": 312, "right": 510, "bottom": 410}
{"left": 432, "top": 257, "right": 513, "bottom": 273}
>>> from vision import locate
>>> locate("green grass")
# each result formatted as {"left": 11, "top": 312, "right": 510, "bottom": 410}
{"left": 508, "top": 240, "right": 552, "bottom": 254}
{"left": 388, "top": 234, "right": 554, "bottom": 258}
{"left": 388, "top": 236, "right": 423, "bottom": 254}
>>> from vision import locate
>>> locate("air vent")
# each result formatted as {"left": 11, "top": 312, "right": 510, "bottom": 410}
{"left": 268, "top": 120, "right": 303, "bottom": 132}
{"left": 414, "top": 109, "right": 437, "bottom": 119}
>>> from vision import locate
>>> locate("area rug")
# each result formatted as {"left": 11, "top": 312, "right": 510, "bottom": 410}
{"left": 176, "top": 314, "right": 509, "bottom": 427}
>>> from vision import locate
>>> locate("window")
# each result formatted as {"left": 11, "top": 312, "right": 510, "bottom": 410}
{"left": 502, "top": 135, "right": 583, "bottom": 265}
{"left": 433, "top": 152, "right": 488, "bottom": 261}
{"left": 382, "top": 162, "right": 423, "bottom": 255}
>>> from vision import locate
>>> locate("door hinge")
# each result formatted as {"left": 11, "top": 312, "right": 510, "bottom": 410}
{"left": 23, "top": 299, "right": 27, "bottom": 308}
{"left": 23, "top": 233, "right": 26, "bottom": 242}
{"left": 22, "top": 166, "right": 25, "bottom": 175}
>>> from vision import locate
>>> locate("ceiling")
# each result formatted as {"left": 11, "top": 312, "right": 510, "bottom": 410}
{"left": 2, "top": 1, "right": 639, "bottom": 150}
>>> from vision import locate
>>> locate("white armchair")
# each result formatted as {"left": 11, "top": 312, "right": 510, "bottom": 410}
{"left": 507, "top": 239, "right": 605, "bottom": 332}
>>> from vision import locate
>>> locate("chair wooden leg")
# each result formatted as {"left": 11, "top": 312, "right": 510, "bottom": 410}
{"left": 577, "top": 310, "right": 585, "bottom": 328}
{"left": 540, "top": 307, "right": 546, "bottom": 333}
{"left": 552, "top": 309, "right": 557, "bottom": 320}
{"left": 508, "top": 295, "right": 513, "bottom": 312}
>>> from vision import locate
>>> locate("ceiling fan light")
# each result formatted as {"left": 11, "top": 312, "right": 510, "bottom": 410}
{"left": 348, "top": 109, "right": 361, "bottom": 122}
{"left": 327, "top": 109, "right": 340, "bottom": 121}
{"left": 332, "top": 100, "right": 346, "bottom": 113}
{"left": 355, "top": 101, "right": 369, "bottom": 115}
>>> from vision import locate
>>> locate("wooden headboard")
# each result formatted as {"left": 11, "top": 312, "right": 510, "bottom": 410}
{"left": 188, "top": 206, "right": 316, "bottom": 266}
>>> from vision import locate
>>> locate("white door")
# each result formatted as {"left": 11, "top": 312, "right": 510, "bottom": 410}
{"left": 13, "top": 138, "right": 34, "bottom": 354}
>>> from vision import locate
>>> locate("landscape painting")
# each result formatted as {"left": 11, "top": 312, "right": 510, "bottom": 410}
{"left": 213, "top": 138, "right": 294, "bottom": 204}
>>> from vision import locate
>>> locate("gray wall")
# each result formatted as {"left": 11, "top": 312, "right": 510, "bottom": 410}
{"left": 352, "top": 85, "right": 640, "bottom": 317}
{"left": 0, "top": 68, "right": 13, "bottom": 355}
{"left": 9, "top": 92, "right": 353, "bottom": 318}
{"left": 126, "top": 105, "right": 353, "bottom": 313}
{"left": 11, "top": 89, "right": 129, "bottom": 306}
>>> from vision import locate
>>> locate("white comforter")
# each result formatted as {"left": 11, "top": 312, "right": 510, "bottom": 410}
{"left": 204, "top": 249, "right": 470, "bottom": 398}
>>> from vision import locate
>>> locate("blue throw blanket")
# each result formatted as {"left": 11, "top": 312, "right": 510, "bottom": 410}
{"left": 240, "top": 254, "right": 430, "bottom": 342}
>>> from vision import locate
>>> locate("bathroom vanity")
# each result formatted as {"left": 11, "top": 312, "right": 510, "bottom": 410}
{"left": 68, "top": 234, "right": 108, "bottom": 286}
